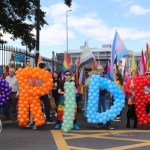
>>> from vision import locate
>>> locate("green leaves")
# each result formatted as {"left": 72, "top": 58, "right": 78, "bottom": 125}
{"left": 64, "top": 0, "right": 72, "bottom": 7}
{"left": 0, "top": 0, "right": 72, "bottom": 51}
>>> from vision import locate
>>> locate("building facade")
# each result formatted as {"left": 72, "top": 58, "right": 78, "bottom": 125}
{"left": 56, "top": 44, "right": 141, "bottom": 74}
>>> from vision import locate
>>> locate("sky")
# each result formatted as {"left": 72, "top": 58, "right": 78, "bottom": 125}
{"left": 3, "top": 0, "right": 150, "bottom": 58}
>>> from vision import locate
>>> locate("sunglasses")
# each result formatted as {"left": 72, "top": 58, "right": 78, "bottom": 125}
{"left": 65, "top": 74, "right": 71, "bottom": 76}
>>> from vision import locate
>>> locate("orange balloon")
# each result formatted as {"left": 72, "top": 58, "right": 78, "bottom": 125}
{"left": 16, "top": 67, "right": 53, "bottom": 127}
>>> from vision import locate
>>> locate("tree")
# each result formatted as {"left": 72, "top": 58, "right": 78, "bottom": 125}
{"left": 64, "top": 0, "right": 72, "bottom": 7}
{"left": 0, "top": 0, "right": 72, "bottom": 51}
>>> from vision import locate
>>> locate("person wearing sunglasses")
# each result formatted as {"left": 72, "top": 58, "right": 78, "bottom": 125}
{"left": 54, "top": 70, "right": 80, "bottom": 130}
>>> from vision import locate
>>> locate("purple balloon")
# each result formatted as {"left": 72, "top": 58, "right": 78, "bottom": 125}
{"left": 0, "top": 78, "right": 12, "bottom": 107}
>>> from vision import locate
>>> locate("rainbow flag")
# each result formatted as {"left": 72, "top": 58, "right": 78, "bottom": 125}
{"left": 24, "top": 61, "right": 29, "bottom": 67}
{"left": 37, "top": 55, "right": 42, "bottom": 67}
{"left": 75, "top": 57, "right": 80, "bottom": 86}
{"left": 131, "top": 51, "right": 136, "bottom": 71}
{"left": 2, "top": 65, "right": 8, "bottom": 77}
{"left": 140, "top": 50, "right": 146, "bottom": 75}
{"left": 8, "top": 63, "right": 13, "bottom": 68}
{"left": 63, "top": 52, "right": 70, "bottom": 69}
{"left": 10, "top": 53, "right": 14, "bottom": 62}
{"left": 78, "top": 67, "right": 85, "bottom": 94}
{"left": 123, "top": 61, "right": 129, "bottom": 82}
{"left": 145, "top": 43, "right": 150, "bottom": 71}
{"left": 69, "top": 57, "right": 73, "bottom": 68}
{"left": 97, "top": 59, "right": 101, "bottom": 66}
{"left": 92, "top": 60, "right": 96, "bottom": 71}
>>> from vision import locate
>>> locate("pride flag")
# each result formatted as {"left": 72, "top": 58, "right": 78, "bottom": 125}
{"left": 92, "top": 60, "right": 96, "bottom": 71}
{"left": 2, "top": 65, "right": 8, "bottom": 77}
{"left": 79, "top": 42, "right": 95, "bottom": 70}
{"left": 123, "top": 61, "right": 129, "bottom": 82}
{"left": 140, "top": 50, "right": 146, "bottom": 75}
{"left": 111, "top": 31, "right": 128, "bottom": 65}
{"left": 131, "top": 51, "right": 136, "bottom": 71}
{"left": 75, "top": 57, "right": 80, "bottom": 86}
{"left": 63, "top": 52, "right": 70, "bottom": 69}
{"left": 97, "top": 59, "right": 101, "bottom": 66}
{"left": 145, "top": 43, "right": 150, "bottom": 72}
{"left": 37, "top": 55, "right": 42, "bottom": 67}
{"left": 24, "top": 61, "right": 29, "bottom": 67}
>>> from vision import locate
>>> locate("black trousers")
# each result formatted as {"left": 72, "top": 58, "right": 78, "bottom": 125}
{"left": 127, "top": 104, "right": 137, "bottom": 127}
{"left": 40, "top": 94, "right": 51, "bottom": 121}
{"left": 4, "top": 92, "right": 17, "bottom": 118}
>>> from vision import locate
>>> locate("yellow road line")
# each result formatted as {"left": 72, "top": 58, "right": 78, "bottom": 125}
{"left": 69, "top": 146, "right": 99, "bottom": 150}
{"left": 103, "top": 142, "right": 150, "bottom": 150}
{"left": 51, "top": 130, "right": 150, "bottom": 150}
{"left": 51, "top": 130, "right": 70, "bottom": 150}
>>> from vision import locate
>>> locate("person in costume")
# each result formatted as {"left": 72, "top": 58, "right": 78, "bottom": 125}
{"left": 54, "top": 70, "right": 80, "bottom": 130}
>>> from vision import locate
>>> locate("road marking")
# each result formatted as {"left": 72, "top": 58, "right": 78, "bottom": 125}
{"left": 51, "top": 130, "right": 70, "bottom": 150}
{"left": 51, "top": 130, "right": 150, "bottom": 150}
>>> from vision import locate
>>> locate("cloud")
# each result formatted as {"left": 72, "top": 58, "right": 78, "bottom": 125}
{"left": 2, "top": 2, "right": 150, "bottom": 53}
{"left": 40, "top": 2, "right": 150, "bottom": 48}
{"left": 114, "top": 27, "right": 150, "bottom": 40}
{"left": 127, "top": 5, "right": 150, "bottom": 15}
{"left": 112, "top": 0, "right": 133, "bottom": 7}
{"left": 40, "top": 23, "right": 75, "bottom": 46}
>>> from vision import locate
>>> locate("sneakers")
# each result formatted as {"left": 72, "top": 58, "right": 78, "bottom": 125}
{"left": 26, "top": 123, "right": 34, "bottom": 128}
{"left": 95, "top": 124, "right": 103, "bottom": 128}
{"left": 113, "top": 117, "right": 121, "bottom": 122}
{"left": 54, "top": 123, "right": 61, "bottom": 129}
{"left": 26, "top": 123, "right": 37, "bottom": 130}
{"left": 73, "top": 124, "right": 80, "bottom": 130}
{"left": 46, "top": 120, "right": 55, "bottom": 125}
{"left": 33, "top": 125, "right": 37, "bottom": 130}
{"left": 107, "top": 127, "right": 115, "bottom": 130}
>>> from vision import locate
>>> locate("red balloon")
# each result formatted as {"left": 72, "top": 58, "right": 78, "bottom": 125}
{"left": 134, "top": 76, "right": 150, "bottom": 126}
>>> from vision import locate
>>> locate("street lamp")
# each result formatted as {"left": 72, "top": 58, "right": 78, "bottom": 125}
{"left": 35, "top": 0, "right": 40, "bottom": 66}
{"left": 66, "top": 10, "right": 72, "bottom": 53}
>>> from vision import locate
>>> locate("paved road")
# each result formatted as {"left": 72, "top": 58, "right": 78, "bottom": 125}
{"left": 1, "top": 105, "right": 150, "bottom": 150}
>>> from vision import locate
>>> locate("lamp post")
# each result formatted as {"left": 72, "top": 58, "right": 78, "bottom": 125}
{"left": 66, "top": 10, "right": 72, "bottom": 53}
{"left": 35, "top": 0, "right": 40, "bottom": 66}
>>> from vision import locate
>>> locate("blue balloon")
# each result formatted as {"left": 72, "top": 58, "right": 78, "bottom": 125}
{"left": 86, "top": 75, "right": 125, "bottom": 124}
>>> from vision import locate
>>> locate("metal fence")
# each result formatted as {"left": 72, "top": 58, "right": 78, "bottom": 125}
{"left": 0, "top": 44, "right": 64, "bottom": 76}
{"left": 0, "top": 44, "right": 55, "bottom": 66}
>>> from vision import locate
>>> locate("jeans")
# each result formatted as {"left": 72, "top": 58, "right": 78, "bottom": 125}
{"left": 98, "top": 93, "right": 111, "bottom": 127}
{"left": 98, "top": 93, "right": 110, "bottom": 112}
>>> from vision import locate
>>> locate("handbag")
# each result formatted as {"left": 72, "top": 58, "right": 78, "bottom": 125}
{"left": 50, "top": 97, "right": 56, "bottom": 109}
